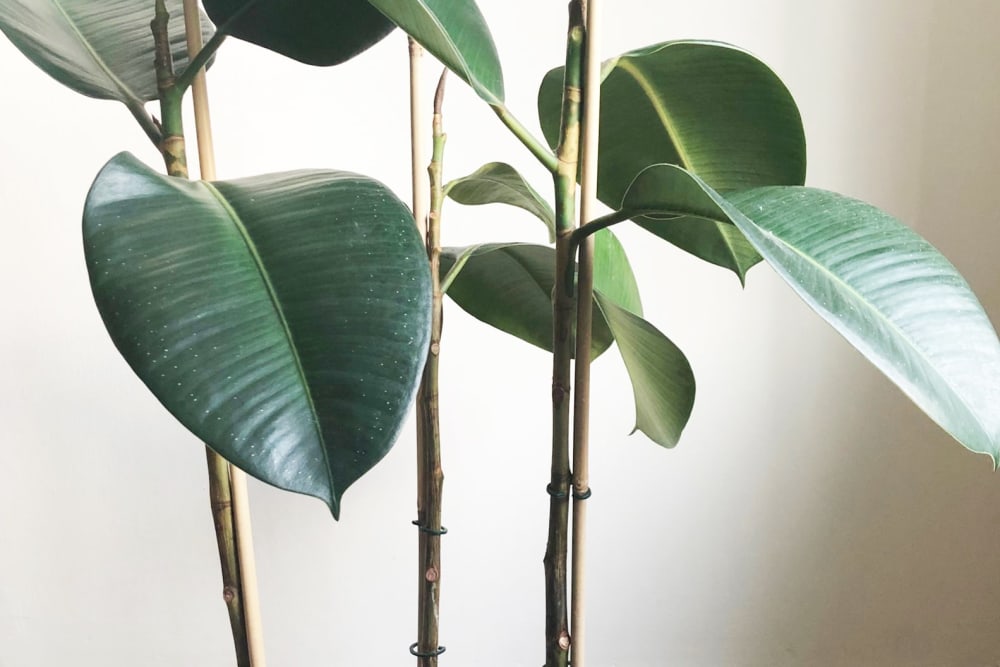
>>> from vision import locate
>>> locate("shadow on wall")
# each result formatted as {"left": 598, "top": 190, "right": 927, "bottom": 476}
{"left": 742, "top": 2, "right": 1000, "bottom": 664}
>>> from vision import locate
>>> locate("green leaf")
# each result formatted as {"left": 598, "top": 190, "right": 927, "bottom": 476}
{"left": 592, "top": 229, "right": 642, "bottom": 317}
{"left": 539, "top": 40, "right": 803, "bottom": 277}
{"left": 618, "top": 162, "right": 760, "bottom": 283}
{"left": 0, "top": 0, "right": 213, "bottom": 102}
{"left": 367, "top": 0, "right": 504, "bottom": 104}
{"left": 446, "top": 162, "right": 554, "bottom": 242}
{"left": 202, "top": 0, "right": 393, "bottom": 66}
{"left": 83, "top": 153, "right": 432, "bottom": 518}
{"left": 440, "top": 230, "right": 640, "bottom": 359}
{"left": 594, "top": 291, "right": 695, "bottom": 448}
{"left": 726, "top": 186, "right": 1000, "bottom": 461}
{"left": 618, "top": 163, "right": 1000, "bottom": 460}
{"left": 440, "top": 243, "right": 576, "bottom": 353}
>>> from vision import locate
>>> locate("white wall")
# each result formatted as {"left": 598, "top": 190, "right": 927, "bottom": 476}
{"left": 2, "top": 1, "right": 999, "bottom": 665}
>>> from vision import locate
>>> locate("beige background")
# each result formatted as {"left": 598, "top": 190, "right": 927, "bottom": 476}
{"left": 1, "top": 0, "right": 999, "bottom": 665}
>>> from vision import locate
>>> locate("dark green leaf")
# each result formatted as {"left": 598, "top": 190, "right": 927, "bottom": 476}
{"left": 367, "top": 0, "right": 504, "bottom": 104}
{"left": 202, "top": 0, "right": 393, "bottom": 66}
{"left": 440, "top": 243, "right": 572, "bottom": 353}
{"left": 446, "top": 162, "right": 554, "bottom": 242}
{"left": 618, "top": 162, "right": 760, "bottom": 283}
{"left": 539, "top": 40, "right": 802, "bottom": 277}
{"left": 0, "top": 0, "right": 213, "bottom": 102}
{"left": 83, "top": 153, "right": 432, "bottom": 518}
{"left": 594, "top": 291, "right": 695, "bottom": 448}
{"left": 440, "top": 230, "right": 640, "bottom": 359}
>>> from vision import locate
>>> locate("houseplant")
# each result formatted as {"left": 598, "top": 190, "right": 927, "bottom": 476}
{"left": 1, "top": 1, "right": 999, "bottom": 665}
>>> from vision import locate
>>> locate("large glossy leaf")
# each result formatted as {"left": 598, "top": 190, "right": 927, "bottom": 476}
{"left": 727, "top": 187, "right": 1000, "bottom": 461}
{"left": 202, "top": 0, "right": 393, "bottom": 66}
{"left": 439, "top": 230, "right": 639, "bottom": 359}
{"left": 445, "top": 162, "right": 555, "bottom": 242}
{"left": 594, "top": 292, "right": 695, "bottom": 447}
{"left": 617, "top": 163, "right": 1000, "bottom": 460}
{"left": 538, "top": 40, "right": 802, "bottom": 277}
{"left": 83, "top": 153, "right": 432, "bottom": 518}
{"left": 367, "top": 0, "right": 504, "bottom": 104}
{"left": 0, "top": 0, "right": 213, "bottom": 102}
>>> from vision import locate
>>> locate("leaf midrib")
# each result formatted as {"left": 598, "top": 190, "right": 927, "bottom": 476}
{"left": 48, "top": 0, "right": 144, "bottom": 105}
{"left": 201, "top": 181, "right": 334, "bottom": 495}
{"left": 617, "top": 57, "right": 693, "bottom": 171}
{"left": 734, "top": 202, "right": 989, "bottom": 440}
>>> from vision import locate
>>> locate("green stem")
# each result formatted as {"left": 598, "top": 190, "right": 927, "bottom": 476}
{"left": 415, "top": 70, "right": 449, "bottom": 667}
{"left": 572, "top": 209, "right": 636, "bottom": 246}
{"left": 151, "top": 0, "right": 187, "bottom": 177}
{"left": 544, "top": 4, "right": 585, "bottom": 666}
{"left": 174, "top": 30, "right": 228, "bottom": 94}
{"left": 491, "top": 104, "right": 559, "bottom": 174}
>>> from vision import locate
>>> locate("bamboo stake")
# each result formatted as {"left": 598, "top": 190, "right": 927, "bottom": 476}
{"left": 545, "top": 4, "right": 585, "bottom": 665}
{"left": 409, "top": 38, "right": 430, "bottom": 240}
{"left": 182, "top": 3, "right": 266, "bottom": 665}
{"left": 408, "top": 37, "right": 432, "bottom": 663}
{"left": 570, "top": 1, "right": 602, "bottom": 665}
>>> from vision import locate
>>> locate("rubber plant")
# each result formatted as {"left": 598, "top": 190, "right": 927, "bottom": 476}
{"left": 4, "top": 2, "right": 1000, "bottom": 667}
{"left": 0, "top": 0, "right": 429, "bottom": 665}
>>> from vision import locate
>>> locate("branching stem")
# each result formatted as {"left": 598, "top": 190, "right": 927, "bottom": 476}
{"left": 491, "top": 103, "right": 559, "bottom": 174}
{"left": 175, "top": 30, "right": 227, "bottom": 94}
{"left": 151, "top": 0, "right": 186, "bottom": 177}
{"left": 544, "top": 4, "right": 585, "bottom": 666}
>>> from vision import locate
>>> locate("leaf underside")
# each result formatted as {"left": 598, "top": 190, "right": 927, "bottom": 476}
{"left": 440, "top": 230, "right": 640, "bottom": 359}
{"left": 618, "top": 162, "right": 1000, "bottom": 461}
{"left": 202, "top": 0, "right": 394, "bottom": 66}
{"left": 594, "top": 291, "right": 695, "bottom": 448}
{"left": 367, "top": 0, "right": 504, "bottom": 103}
{"left": 446, "top": 162, "right": 555, "bottom": 242}
{"left": 0, "top": 0, "right": 213, "bottom": 102}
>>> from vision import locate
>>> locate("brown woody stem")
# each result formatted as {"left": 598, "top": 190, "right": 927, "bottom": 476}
{"left": 544, "top": 4, "right": 585, "bottom": 666}
{"left": 414, "top": 70, "right": 449, "bottom": 667}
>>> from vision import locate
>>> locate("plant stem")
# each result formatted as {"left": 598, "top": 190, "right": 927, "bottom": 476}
{"left": 413, "top": 70, "right": 449, "bottom": 667}
{"left": 491, "top": 103, "right": 559, "bottom": 174}
{"left": 174, "top": 30, "right": 227, "bottom": 94}
{"left": 151, "top": 0, "right": 186, "bottom": 177}
{"left": 205, "top": 449, "right": 250, "bottom": 667}
{"left": 570, "top": 1, "right": 602, "bottom": 664}
{"left": 545, "top": 4, "right": 585, "bottom": 666}
{"left": 157, "top": 4, "right": 266, "bottom": 665}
